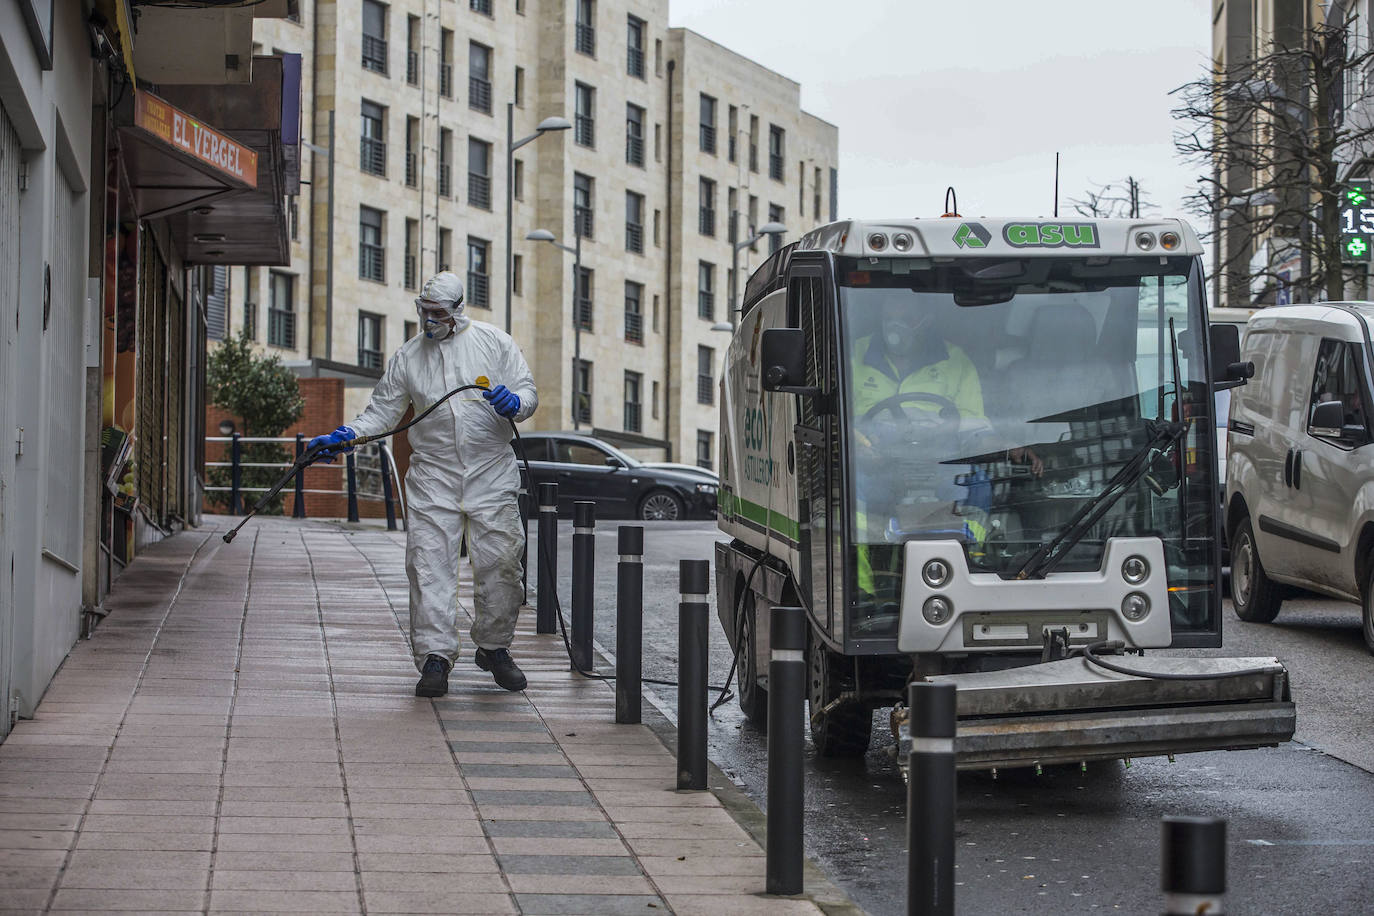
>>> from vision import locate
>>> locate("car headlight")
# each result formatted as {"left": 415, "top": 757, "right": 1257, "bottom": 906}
{"left": 695, "top": 483, "right": 717, "bottom": 494}
{"left": 1121, "top": 592, "right": 1151, "bottom": 622}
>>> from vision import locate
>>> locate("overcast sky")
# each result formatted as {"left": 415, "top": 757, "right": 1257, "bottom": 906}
{"left": 668, "top": 0, "right": 1214, "bottom": 226}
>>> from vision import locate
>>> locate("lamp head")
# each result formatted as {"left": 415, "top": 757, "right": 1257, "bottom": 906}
{"left": 526, "top": 229, "right": 557, "bottom": 242}
{"left": 536, "top": 116, "right": 572, "bottom": 133}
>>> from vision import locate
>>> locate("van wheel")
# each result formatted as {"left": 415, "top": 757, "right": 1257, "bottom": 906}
{"left": 735, "top": 590, "right": 768, "bottom": 723}
{"left": 1231, "top": 515, "right": 1283, "bottom": 623}
{"left": 1362, "top": 558, "right": 1374, "bottom": 655}
{"left": 807, "top": 630, "right": 872, "bottom": 757}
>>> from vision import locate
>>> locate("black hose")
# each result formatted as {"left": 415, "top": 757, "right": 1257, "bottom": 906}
{"left": 1080, "top": 640, "right": 1278, "bottom": 680}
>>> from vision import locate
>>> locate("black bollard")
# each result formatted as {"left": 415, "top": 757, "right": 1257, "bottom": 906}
{"left": 536, "top": 482, "right": 558, "bottom": 635}
{"left": 1161, "top": 816, "right": 1226, "bottom": 916}
{"left": 293, "top": 433, "right": 307, "bottom": 518}
{"left": 616, "top": 526, "right": 645, "bottom": 724}
{"left": 766, "top": 605, "right": 806, "bottom": 895}
{"left": 908, "top": 681, "right": 957, "bottom": 916}
{"left": 229, "top": 432, "right": 243, "bottom": 515}
{"left": 345, "top": 451, "right": 360, "bottom": 522}
{"left": 570, "top": 500, "right": 596, "bottom": 672}
{"left": 677, "top": 559, "right": 710, "bottom": 791}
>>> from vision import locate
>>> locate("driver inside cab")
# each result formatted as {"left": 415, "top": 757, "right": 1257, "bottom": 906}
{"left": 851, "top": 300, "right": 990, "bottom": 606}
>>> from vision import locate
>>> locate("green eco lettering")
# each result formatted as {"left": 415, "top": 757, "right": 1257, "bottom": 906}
{"left": 1003, "top": 222, "right": 1099, "bottom": 249}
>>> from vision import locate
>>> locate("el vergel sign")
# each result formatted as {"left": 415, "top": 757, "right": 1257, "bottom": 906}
{"left": 134, "top": 91, "right": 258, "bottom": 188}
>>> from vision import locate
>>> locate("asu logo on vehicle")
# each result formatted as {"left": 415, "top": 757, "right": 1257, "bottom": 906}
{"left": 1003, "top": 222, "right": 1099, "bottom": 248}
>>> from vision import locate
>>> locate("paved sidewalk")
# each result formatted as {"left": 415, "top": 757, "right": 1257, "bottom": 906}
{"left": 0, "top": 518, "right": 848, "bottom": 915}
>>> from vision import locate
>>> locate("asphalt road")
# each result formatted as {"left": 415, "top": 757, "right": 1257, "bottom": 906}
{"left": 536, "top": 519, "right": 1374, "bottom": 915}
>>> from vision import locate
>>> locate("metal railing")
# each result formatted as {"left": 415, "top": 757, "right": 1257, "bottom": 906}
{"left": 575, "top": 297, "right": 593, "bottom": 331}
{"left": 575, "top": 114, "right": 594, "bottom": 147}
{"left": 471, "top": 0, "right": 492, "bottom": 14}
{"left": 361, "top": 137, "right": 386, "bottom": 176}
{"left": 624, "top": 310, "right": 643, "bottom": 343}
{"left": 244, "top": 300, "right": 258, "bottom": 340}
{"left": 205, "top": 434, "right": 404, "bottom": 529}
{"left": 770, "top": 153, "right": 784, "bottom": 181}
{"left": 468, "top": 172, "right": 491, "bottom": 209}
{"left": 362, "top": 35, "right": 388, "bottom": 73}
{"left": 359, "top": 348, "right": 383, "bottom": 369}
{"left": 469, "top": 76, "right": 492, "bottom": 113}
{"left": 625, "top": 222, "right": 643, "bottom": 253}
{"left": 440, "top": 63, "right": 453, "bottom": 97}
{"left": 575, "top": 23, "right": 596, "bottom": 56}
{"left": 699, "top": 206, "right": 715, "bottom": 236}
{"left": 267, "top": 307, "right": 296, "bottom": 349}
{"left": 627, "top": 47, "right": 644, "bottom": 78}
{"left": 404, "top": 253, "right": 417, "bottom": 290}
{"left": 575, "top": 204, "right": 594, "bottom": 238}
{"left": 405, "top": 151, "right": 417, "bottom": 186}
{"left": 697, "top": 374, "right": 715, "bottom": 405}
{"left": 728, "top": 134, "right": 737, "bottom": 162}
{"left": 700, "top": 124, "right": 716, "bottom": 154}
{"left": 698, "top": 290, "right": 715, "bottom": 320}
{"left": 360, "top": 243, "right": 384, "bottom": 282}
{"left": 626, "top": 133, "right": 644, "bottom": 166}
{"left": 438, "top": 163, "right": 452, "bottom": 197}
{"left": 406, "top": 49, "right": 419, "bottom": 84}
{"left": 624, "top": 402, "right": 642, "bottom": 433}
{"left": 467, "top": 271, "right": 490, "bottom": 308}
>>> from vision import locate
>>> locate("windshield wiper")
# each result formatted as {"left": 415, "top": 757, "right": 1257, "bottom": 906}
{"left": 1014, "top": 319, "right": 1190, "bottom": 581}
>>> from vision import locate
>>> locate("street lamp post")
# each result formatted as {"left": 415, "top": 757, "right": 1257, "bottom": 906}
{"left": 527, "top": 226, "right": 584, "bottom": 429}
{"left": 506, "top": 112, "right": 571, "bottom": 335}
{"left": 729, "top": 220, "right": 787, "bottom": 320}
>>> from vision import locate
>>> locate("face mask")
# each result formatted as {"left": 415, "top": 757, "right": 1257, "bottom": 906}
{"left": 882, "top": 320, "right": 917, "bottom": 355}
{"left": 416, "top": 298, "right": 465, "bottom": 340}
{"left": 423, "top": 315, "right": 455, "bottom": 340}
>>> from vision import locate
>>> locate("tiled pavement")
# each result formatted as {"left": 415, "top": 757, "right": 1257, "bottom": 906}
{"left": 0, "top": 518, "right": 851, "bottom": 915}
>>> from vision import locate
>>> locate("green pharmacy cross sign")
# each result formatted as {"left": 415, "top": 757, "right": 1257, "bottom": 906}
{"left": 1339, "top": 181, "right": 1373, "bottom": 263}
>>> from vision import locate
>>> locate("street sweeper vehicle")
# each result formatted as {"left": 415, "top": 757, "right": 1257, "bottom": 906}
{"left": 713, "top": 215, "right": 1295, "bottom": 768}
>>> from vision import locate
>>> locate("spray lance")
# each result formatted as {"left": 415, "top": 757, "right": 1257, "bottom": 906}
{"left": 221, "top": 376, "right": 499, "bottom": 544}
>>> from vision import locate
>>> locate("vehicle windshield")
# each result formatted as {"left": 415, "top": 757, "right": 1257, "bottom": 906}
{"left": 839, "top": 255, "right": 1217, "bottom": 639}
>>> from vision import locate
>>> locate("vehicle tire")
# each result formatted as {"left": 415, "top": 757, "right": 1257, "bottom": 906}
{"left": 735, "top": 590, "right": 768, "bottom": 724}
{"left": 1362, "top": 556, "right": 1374, "bottom": 656}
{"left": 1231, "top": 515, "right": 1283, "bottom": 623}
{"left": 807, "top": 629, "right": 872, "bottom": 757}
{"left": 638, "top": 489, "right": 684, "bottom": 521}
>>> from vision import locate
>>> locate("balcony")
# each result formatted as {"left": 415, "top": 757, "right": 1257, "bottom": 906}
{"left": 698, "top": 290, "right": 715, "bottom": 320}
{"left": 770, "top": 154, "right": 784, "bottom": 181}
{"left": 624, "top": 402, "right": 642, "bottom": 433}
{"left": 626, "top": 134, "right": 644, "bottom": 166}
{"left": 627, "top": 47, "right": 644, "bottom": 78}
{"left": 469, "top": 76, "right": 492, "bottom": 114}
{"left": 359, "top": 347, "right": 384, "bottom": 370}
{"left": 362, "top": 35, "right": 388, "bottom": 74}
{"left": 575, "top": 298, "right": 593, "bottom": 331}
{"left": 697, "top": 375, "right": 715, "bottom": 405}
{"left": 575, "top": 205, "right": 594, "bottom": 239}
{"left": 699, "top": 207, "right": 715, "bottom": 236}
{"left": 575, "top": 23, "right": 596, "bottom": 56}
{"left": 468, "top": 172, "right": 491, "bottom": 210}
{"left": 407, "top": 50, "right": 419, "bottom": 85}
{"left": 405, "top": 151, "right": 417, "bottom": 187}
{"left": 267, "top": 307, "right": 295, "bottom": 349}
{"left": 361, "top": 137, "right": 386, "bottom": 177}
{"left": 575, "top": 115, "right": 595, "bottom": 148}
{"left": 625, "top": 223, "right": 643, "bottom": 254}
{"left": 439, "top": 164, "right": 452, "bottom": 198}
{"left": 700, "top": 125, "right": 716, "bottom": 155}
{"left": 467, "top": 271, "right": 490, "bottom": 308}
{"left": 360, "top": 244, "right": 384, "bottom": 282}
{"left": 440, "top": 63, "right": 453, "bottom": 98}
{"left": 624, "top": 310, "right": 643, "bottom": 344}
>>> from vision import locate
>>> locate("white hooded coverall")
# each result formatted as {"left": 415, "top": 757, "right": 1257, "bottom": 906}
{"left": 348, "top": 320, "right": 538, "bottom": 669}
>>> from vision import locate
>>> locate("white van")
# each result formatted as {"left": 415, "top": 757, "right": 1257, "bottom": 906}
{"left": 1225, "top": 303, "right": 1374, "bottom": 653}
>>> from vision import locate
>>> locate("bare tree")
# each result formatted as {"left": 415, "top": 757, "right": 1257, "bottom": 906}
{"left": 1070, "top": 177, "right": 1155, "bottom": 219}
{"left": 1174, "top": 14, "right": 1374, "bottom": 305}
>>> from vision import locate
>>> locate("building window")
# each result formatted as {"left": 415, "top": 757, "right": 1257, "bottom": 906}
{"left": 439, "top": 128, "right": 453, "bottom": 197}
{"left": 514, "top": 65, "right": 525, "bottom": 107}
{"left": 574, "top": 172, "right": 594, "bottom": 238}
{"left": 471, "top": 0, "right": 493, "bottom": 16}
{"left": 624, "top": 371, "right": 643, "bottom": 433}
{"left": 467, "top": 236, "right": 490, "bottom": 309}
{"left": 439, "top": 28, "right": 454, "bottom": 97}
{"left": 516, "top": 0, "right": 525, "bottom": 13}
{"left": 625, "top": 191, "right": 644, "bottom": 254}
{"left": 406, "top": 15, "right": 420, "bottom": 84}
{"left": 626, "top": 103, "right": 645, "bottom": 166}
{"left": 727, "top": 187, "right": 738, "bottom": 243}
{"left": 652, "top": 293, "right": 660, "bottom": 332}
{"left": 289, "top": 196, "right": 299, "bottom": 240}
{"left": 769, "top": 125, "right": 785, "bottom": 181}
{"left": 830, "top": 167, "right": 839, "bottom": 222}
{"left": 698, "top": 261, "right": 715, "bottom": 320}
{"left": 405, "top": 320, "right": 417, "bottom": 340}
{"left": 699, "top": 177, "right": 716, "bottom": 236}
{"left": 624, "top": 280, "right": 643, "bottom": 344}
{"left": 748, "top": 194, "right": 759, "bottom": 251}
{"left": 1348, "top": 3, "right": 1370, "bottom": 106}
{"left": 268, "top": 272, "right": 296, "bottom": 349}
{"left": 438, "top": 227, "right": 452, "bottom": 272}
{"left": 652, "top": 380, "right": 660, "bottom": 419}
{"left": 727, "top": 105, "right": 738, "bottom": 162}
{"left": 359, "top": 206, "right": 385, "bottom": 282}
{"left": 699, "top": 94, "right": 717, "bottom": 154}
{"left": 405, "top": 116, "right": 419, "bottom": 187}
{"left": 749, "top": 115, "right": 759, "bottom": 172}
{"left": 654, "top": 122, "right": 661, "bottom": 162}
{"left": 814, "top": 166, "right": 822, "bottom": 221}
{"left": 574, "top": 360, "right": 593, "bottom": 425}
{"left": 575, "top": 266, "right": 594, "bottom": 331}
{"left": 697, "top": 345, "right": 715, "bottom": 405}
{"left": 468, "top": 138, "right": 492, "bottom": 209}
{"left": 360, "top": 100, "right": 386, "bottom": 176}
{"left": 513, "top": 157, "right": 524, "bottom": 200}
{"left": 404, "top": 219, "right": 419, "bottom": 289}
{"left": 469, "top": 42, "right": 492, "bottom": 114}
{"left": 627, "top": 15, "right": 645, "bottom": 78}
{"left": 358, "top": 312, "right": 384, "bottom": 369}
{"left": 575, "top": 82, "right": 595, "bottom": 147}
{"left": 513, "top": 254, "right": 523, "bottom": 296}
{"left": 696, "top": 430, "right": 714, "bottom": 470}
{"left": 361, "top": 0, "right": 388, "bottom": 74}
{"left": 768, "top": 204, "right": 785, "bottom": 254}
{"left": 575, "top": 0, "right": 596, "bottom": 57}
{"left": 653, "top": 209, "right": 661, "bottom": 247}
{"left": 206, "top": 265, "right": 228, "bottom": 340}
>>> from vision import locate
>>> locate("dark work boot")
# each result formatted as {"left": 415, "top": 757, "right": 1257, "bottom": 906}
{"left": 475, "top": 648, "right": 527, "bottom": 692}
{"left": 415, "top": 654, "right": 451, "bottom": 698}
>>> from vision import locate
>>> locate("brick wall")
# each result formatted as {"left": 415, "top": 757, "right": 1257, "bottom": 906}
{"left": 205, "top": 377, "right": 410, "bottom": 520}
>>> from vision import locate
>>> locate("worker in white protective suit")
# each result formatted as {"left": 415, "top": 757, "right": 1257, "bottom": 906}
{"left": 308, "top": 272, "right": 537, "bottom": 698}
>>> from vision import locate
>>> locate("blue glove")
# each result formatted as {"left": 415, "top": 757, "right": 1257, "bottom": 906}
{"left": 483, "top": 384, "right": 521, "bottom": 419}
{"left": 307, "top": 425, "right": 356, "bottom": 464}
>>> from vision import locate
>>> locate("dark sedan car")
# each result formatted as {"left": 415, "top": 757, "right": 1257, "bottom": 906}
{"left": 513, "top": 431, "right": 718, "bottom": 520}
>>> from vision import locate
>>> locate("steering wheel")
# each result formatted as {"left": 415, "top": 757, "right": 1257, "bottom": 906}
{"left": 860, "top": 391, "right": 962, "bottom": 439}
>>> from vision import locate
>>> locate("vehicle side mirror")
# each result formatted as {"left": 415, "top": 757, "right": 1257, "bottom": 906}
{"left": 1210, "top": 324, "right": 1254, "bottom": 390}
{"left": 604, "top": 456, "right": 625, "bottom": 469}
{"left": 760, "top": 328, "right": 805, "bottom": 391}
{"left": 1309, "top": 400, "right": 1346, "bottom": 438}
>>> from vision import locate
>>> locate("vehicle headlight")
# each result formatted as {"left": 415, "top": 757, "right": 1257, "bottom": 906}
{"left": 1121, "top": 555, "right": 1149, "bottom": 585}
{"left": 695, "top": 483, "right": 717, "bottom": 494}
{"left": 922, "top": 596, "right": 954, "bottom": 625}
{"left": 867, "top": 232, "right": 889, "bottom": 251}
{"left": 1135, "top": 231, "right": 1156, "bottom": 251}
{"left": 1159, "top": 231, "right": 1181, "bottom": 251}
{"left": 921, "top": 558, "right": 952, "bottom": 588}
{"left": 892, "top": 232, "right": 914, "bottom": 252}
{"left": 1121, "top": 592, "right": 1151, "bottom": 621}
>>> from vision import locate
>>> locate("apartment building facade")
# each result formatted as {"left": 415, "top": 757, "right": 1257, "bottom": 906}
{"left": 224, "top": 0, "right": 838, "bottom": 463}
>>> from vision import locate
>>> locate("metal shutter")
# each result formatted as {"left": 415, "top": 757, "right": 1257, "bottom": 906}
{"left": 41, "top": 170, "right": 85, "bottom": 564}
